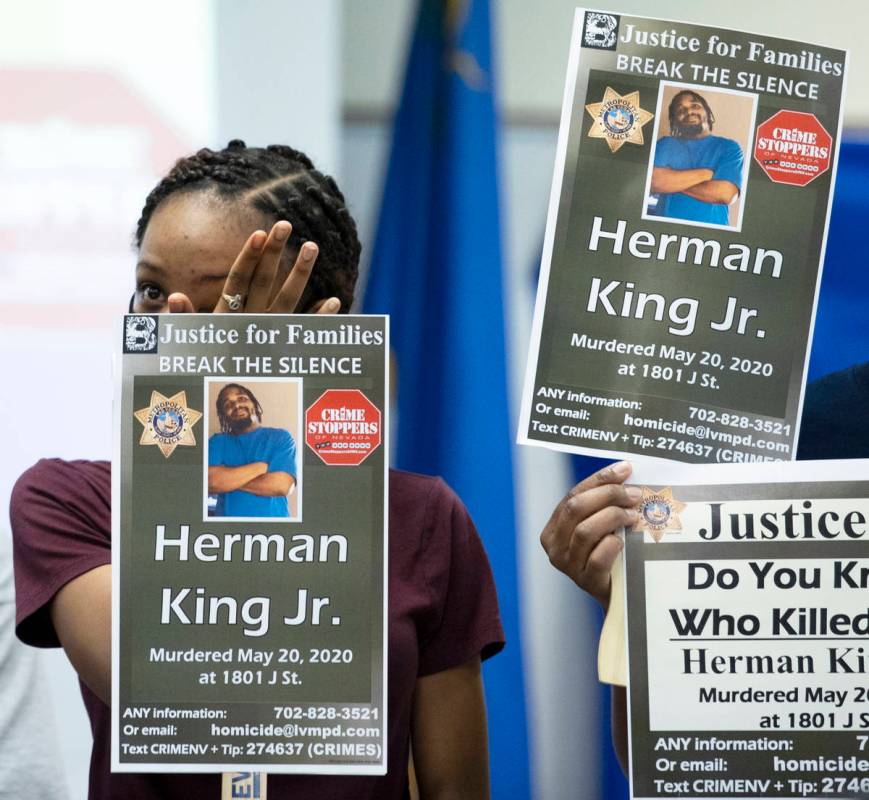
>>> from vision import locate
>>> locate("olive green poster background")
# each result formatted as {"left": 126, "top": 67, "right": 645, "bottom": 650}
{"left": 520, "top": 9, "right": 846, "bottom": 464}
{"left": 113, "top": 314, "right": 387, "bottom": 773}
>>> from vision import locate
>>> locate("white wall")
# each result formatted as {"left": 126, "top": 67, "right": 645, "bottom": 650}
{"left": 216, "top": 0, "right": 340, "bottom": 174}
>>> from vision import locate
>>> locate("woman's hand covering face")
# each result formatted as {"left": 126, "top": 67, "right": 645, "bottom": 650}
{"left": 167, "top": 220, "right": 340, "bottom": 315}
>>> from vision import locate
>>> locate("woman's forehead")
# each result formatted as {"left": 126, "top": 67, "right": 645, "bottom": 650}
{"left": 138, "top": 192, "right": 266, "bottom": 273}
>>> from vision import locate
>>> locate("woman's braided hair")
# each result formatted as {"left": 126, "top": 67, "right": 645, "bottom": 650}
{"left": 135, "top": 140, "right": 360, "bottom": 312}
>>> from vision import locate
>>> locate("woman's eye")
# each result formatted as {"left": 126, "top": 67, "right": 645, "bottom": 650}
{"left": 138, "top": 283, "right": 165, "bottom": 303}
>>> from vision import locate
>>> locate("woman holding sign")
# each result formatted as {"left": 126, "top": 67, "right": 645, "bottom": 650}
{"left": 10, "top": 141, "right": 503, "bottom": 799}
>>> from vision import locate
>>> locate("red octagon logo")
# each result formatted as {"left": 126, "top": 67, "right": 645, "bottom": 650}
{"left": 754, "top": 110, "right": 832, "bottom": 187}
{"left": 305, "top": 389, "right": 382, "bottom": 466}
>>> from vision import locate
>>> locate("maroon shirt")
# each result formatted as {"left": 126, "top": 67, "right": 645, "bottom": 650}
{"left": 11, "top": 459, "right": 504, "bottom": 800}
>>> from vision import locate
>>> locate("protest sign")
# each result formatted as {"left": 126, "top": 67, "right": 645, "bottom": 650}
{"left": 519, "top": 9, "right": 847, "bottom": 464}
{"left": 624, "top": 460, "right": 869, "bottom": 799}
{"left": 112, "top": 313, "right": 388, "bottom": 774}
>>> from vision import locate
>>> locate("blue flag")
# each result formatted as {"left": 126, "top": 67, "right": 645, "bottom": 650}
{"left": 363, "top": 0, "right": 529, "bottom": 796}
{"left": 807, "top": 141, "right": 869, "bottom": 380}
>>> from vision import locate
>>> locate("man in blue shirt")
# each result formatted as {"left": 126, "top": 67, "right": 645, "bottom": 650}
{"left": 207, "top": 383, "right": 297, "bottom": 518}
{"left": 650, "top": 90, "right": 743, "bottom": 226}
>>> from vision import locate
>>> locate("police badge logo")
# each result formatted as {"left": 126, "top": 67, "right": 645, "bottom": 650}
{"left": 582, "top": 12, "right": 619, "bottom": 50}
{"left": 134, "top": 390, "right": 203, "bottom": 458}
{"left": 585, "top": 87, "right": 654, "bottom": 153}
{"left": 633, "top": 487, "right": 687, "bottom": 543}
{"left": 124, "top": 315, "right": 158, "bottom": 354}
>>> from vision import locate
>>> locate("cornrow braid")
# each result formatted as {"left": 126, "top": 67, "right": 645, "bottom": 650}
{"left": 136, "top": 140, "right": 360, "bottom": 312}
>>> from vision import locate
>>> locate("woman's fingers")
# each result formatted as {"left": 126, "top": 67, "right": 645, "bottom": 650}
{"left": 540, "top": 461, "right": 640, "bottom": 607}
{"left": 581, "top": 533, "right": 626, "bottom": 607}
{"left": 314, "top": 298, "right": 341, "bottom": 314}
{"left": 268, "top": 242, "right": 319, "bottom": 312}
{"left": 549, "top": 484, "right": 638, "bottom": 587}
{"left": 213, "top": 230, "right": 267, "bottom": 313}
{"left": 573, "top": 460, "right": 634, "bottom": 495}
{"left": 567, "top": 502, "right": 637, "bottom": 576}
{"left": 212, "top": 223, "right": 321, "bottom": 314}
{"left": 246, "top": 221, "right": 292, "bottom": 311}
{"left": 167, "top": 293, "right": 195, "bottom": 313}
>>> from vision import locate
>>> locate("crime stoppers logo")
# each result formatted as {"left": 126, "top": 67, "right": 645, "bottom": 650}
{"left": 633, "top": 487, "right": 687, "bottom": 543}
{"left": 305, "top": 389, "right": 381, "bottom": 466}
{"left": 754, "top": 109, "right": 832, "bottom": 187}
{"left": 124, "top": 315, "right": 158, "bottom": 353}
{"left": 582, "top": 11, "right": 619, "bottom": 50}
{"left": 585, "top": 87, "right": 653, "bottom": 153}
{"left": 134, "top": 390, "right": 202, "bottom": 458}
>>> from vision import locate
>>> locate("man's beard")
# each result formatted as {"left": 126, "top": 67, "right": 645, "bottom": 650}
{"left": 672, "top": 120, "right": 704, "bottom": 138}
{"left": 228, "top": 415, "right": 254, "bottom": 433}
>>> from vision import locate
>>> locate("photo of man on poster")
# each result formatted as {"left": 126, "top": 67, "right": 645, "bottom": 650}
{"left": 207, "top": 381, "right": 299, "bottom": 519}
{"left": 647, "top": 86, "right": 751, "bottom": 228}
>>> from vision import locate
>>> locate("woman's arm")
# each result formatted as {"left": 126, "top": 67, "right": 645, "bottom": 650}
{"left": 50, "top": 564, "right": 112, "bottom": 705}
{"left": 411, "top": 656, "right": 490, "bottom": 800}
